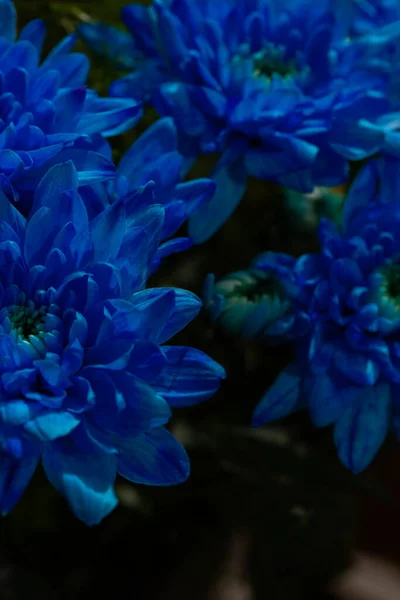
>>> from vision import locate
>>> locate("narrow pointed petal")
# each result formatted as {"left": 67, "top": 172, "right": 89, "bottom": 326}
{"left": 188, "top": 157, "right": 247, "bottom": 243}
{"left": 252, "top": 364, "right": 301, "bottom": 426}
{"left": 334, "top": 384, "right": 391, "bottom": 473}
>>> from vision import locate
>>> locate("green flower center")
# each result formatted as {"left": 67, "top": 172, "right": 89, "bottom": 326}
{"left": 387, "top": 266, "right": 400, "bottom": 299}
{"left": 378, "top": 265, "right": 400, "bottom": 312}
{"left": 252, "top": 49, "right": 298, "bottom": 79}
{"left": 9, "top": 302, "right": 47, "bottom": 340}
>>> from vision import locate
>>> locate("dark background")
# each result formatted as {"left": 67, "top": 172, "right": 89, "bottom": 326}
{"left": 4, "top": 2, "right": 400, "bottom": 598}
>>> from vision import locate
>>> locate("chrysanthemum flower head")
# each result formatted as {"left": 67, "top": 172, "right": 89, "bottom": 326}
{"left": 0, "top": 159, "right": 224, "bottom": 525}
{"left": 204, "top": 257, "right": 308, "bottom": 342}
{"left": 80, "top": 0, "right": 400, "bottom": 242}
{"left": 252, "top": 157, "right": 400, "bottom": 473}
{"left": 0, "top": 0, "right": 142, "bottom": 213}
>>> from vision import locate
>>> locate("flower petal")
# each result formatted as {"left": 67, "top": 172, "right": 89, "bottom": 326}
{"left": 24, "top": 411, "right": 80, "bottom": 441}
{"left": 252, "top": 363, "right": 301, "bottom": 426}
{"left": 334, "top": 383, "right": 391, "bottom": 473}
{"left": 42, "top": 443, "right": 118, "bottom": 525}
{"left": 138, "top": 346, "right": 226, "bottom": 407}
{"left": 0, "top": 0, "right": 16, "bottom": 41}
{"left": 188, "top": 156, "right": 247, "bottom": 243}
{"left": 116, "top": 427, "right": 190, "bottom": 486}
{"left": 0, "top": 451, "right": 40, "bottom": 514}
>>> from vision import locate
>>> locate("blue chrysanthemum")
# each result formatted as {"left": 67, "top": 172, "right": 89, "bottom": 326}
{"left": 0, "top": 0, "right": 142, "bottom": 213}
{"left": 0, "top": 160, "right": 225, "bottom": 525}
{"left": 80, "top": 0, "right": 400, "bottom": 242}
{"left": 203, "top": 257, "right": 308, "bottom": 342}
{"left": 80, "top": 117, "right": 216, "bottom": 263}
{"left": 252, "top": 156, "right": 400, "bottom": 474}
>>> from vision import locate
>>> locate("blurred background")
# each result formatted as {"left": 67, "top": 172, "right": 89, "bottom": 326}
{"left": 4, "top": 2, "right": 400, "bottom": 598}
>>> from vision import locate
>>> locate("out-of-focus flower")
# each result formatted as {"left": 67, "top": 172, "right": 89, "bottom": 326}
{"left": 80, "top": 0, "right": 400, "bottom": 242}
{"left": 252, "top": 157, "right": 400, "bottom": 473}
{"left": 204, "top": 257, "right": 309, "bottom": 342}
{"left": 0, "top": 0, "right": 142, "bottom": 214}
{"left": 0, "top": 160, "right": 225, "bottom": 525}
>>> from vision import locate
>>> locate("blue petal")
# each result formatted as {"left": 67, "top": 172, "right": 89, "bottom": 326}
{"left": 252, "top": 364, "right": 301, "bottom": 426}
{"left": 153, "top": 0, "right": 188, "bottom": 64}
{"left": 89, "top": 262, "right": 122, "bottom": 300}
{"left": 0, "top": 189, "right": 25, "bottom": 239}
{"left": 24, "top": 411, "right": 80, "bottom": 441}
{"left": 79, "top": 367, "right": 124, "bottom": 426}
{"left": 24, "top": 206, "right": 55, "bottom": 267}
{"left": 100, "top": 371, "right": 172, "bottom": 434}
{"left": 1, "top": 369, "right": 36, "bottom": 395}
{"left": 330, "top": 121, "right": 385, "bottom": 161}
{"left": 154, "top": 82, "right": 210, "bottom": 138}
{"left": 0, "top": 399, "right": 43, "bottom": 426}
{"left": 41, "top": 33, "right": 76, "bottom": 64}
{"left": 0, "top": 451, "right": 40, "bottom": 514}
{"left": 53, "top": 87, "right": 86, "bottom": 129}
{"left": 78, "top": 22, "right": 137, "bottom": 70}
{"left": 334, "top": 349, "right": 380, "bottom": 386}
{"left": 78, "top": 97, "right": 143, "bottom": 137}
{"left": 55, "top": 150, "right": 116, "bottom": 185}
{"left": 342, "top": 160, "right": 380, "bottom": 235}
{"left": 0, "top": 149, "right": 24, "bottom": 177}
{"left": 139, "top": 346, "right": 225, "bottom": 407}
{"left": 188, "top": 156, "right": 247, "bottom": 243}
{"left": 19, "top": 19, "right": 46, "bottom": 55}
{"left": 334, "top": 383, "right": 391, "bottom": 473}
{"left": 305, "top": 20, "right": 333, "bottom": 76}
{"left": 1, "top": 40, "right": 39, "bottom": 74}
{"left": 171, "top": 178, "right": 216, "bottom": 215}
{"left": 130, "top": 288, "right": 202, "bottom": 344}
{"left": 0, "top": 0, "right": 16, "bottom": 42}
{"left": 34, "top": 358, "right": 71, "bottom": 390}
{"left": 90, "top": 200, "right": 126, "bottom": 263}
{"left": 305, "top": 374, "right": 345, "bottom": 427}
{"left": 118, "top": 117, "right": 177, "bottom": 183}
{"left": 153, "top": 237, "right": 192, "bottom": 270}
{"left": 244, "top": 137, "right": 318, "bottom": 181}
{"left": 31, "top": 160, "right": 79, "bottom": 214}
{"left": 109, "top": 63, "right": 167, "bottom": 102}
{"left": 63, "top": 375, "right": 94, "bottom": 413}
{"left": 116, "top": 427, "right": 190, "bottom": 485}
{"left": 42, "top": 443, "right": 118, "bottom": 525}
{"left": 121, "top": 4, "right": 159, "bottom": 54}
{"left": 57, "top": 272, "right": 99, "bottom": 313}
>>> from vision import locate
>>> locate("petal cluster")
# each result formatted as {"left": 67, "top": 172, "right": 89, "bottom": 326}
{"left": 0, "top": 160, "right": 224, "bottom": 524}
{"left": 80, "top": 117, "right": 216, "bottom": 266}
{"left": 347, "top": 0, "right": 400, "bottom": 35}
{"left": 0, "top": 0, "right": 142, "bottom": 213}
{"left": 80, "top": 0, "right": 400, "bottom": 241}
{"left": 253, "top": 157, "right": 400, "bottom": 473}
